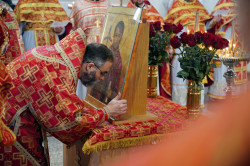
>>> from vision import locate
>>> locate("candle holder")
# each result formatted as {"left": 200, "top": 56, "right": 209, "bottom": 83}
{"left": 218, "top": 57, "right": 250, "bottom": 97}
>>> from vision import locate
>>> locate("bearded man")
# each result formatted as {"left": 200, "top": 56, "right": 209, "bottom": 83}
{"left": 0, "top": 28, "right": 127, "bottom": 166}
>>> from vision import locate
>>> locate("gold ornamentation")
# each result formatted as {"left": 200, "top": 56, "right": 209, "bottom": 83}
{"left": 55, "top": 43, "right": 78, "bottom": 86}
{"left": 32, "top": 48, "right": 67, "bottom": 66}
{"left": 147, "top": 65, "right": 158, "bottom": 98}
{"left": 186, "top": 81, "right": 201, "bottom": 119}
{"left": 14, "top": 141, "right": 40, "bottom": 166}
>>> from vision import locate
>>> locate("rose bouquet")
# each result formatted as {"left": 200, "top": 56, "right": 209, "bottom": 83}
{"left": 149, "top": 21, "right": 183, "bottom": 65}
{"left": 170, "top": 31, "right": 229, "bottom": 91}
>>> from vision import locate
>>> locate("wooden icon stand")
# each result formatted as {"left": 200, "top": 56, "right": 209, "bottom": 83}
{"left": 85, "top": 8, "right": 157, "bottom": 124}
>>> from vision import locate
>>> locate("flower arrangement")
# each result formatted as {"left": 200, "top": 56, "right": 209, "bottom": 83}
{"left": 149, "top": 21, "right": 183, "bottom": 66}
{"left": 170, "top": 31, "right": 229, "bottom": 91}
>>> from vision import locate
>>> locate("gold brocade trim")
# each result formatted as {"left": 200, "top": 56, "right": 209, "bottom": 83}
{"left": 9, "top": 104, "right": 29, "bottom": 126}
{"left": 23, "top": 22, "right": 52, "bottom": 31}
{"left": 54, "top": 28, "right": 86, "bottom": 86}
{"left": 3, "top": 22, "right": 18, "bottom": 30}
{"left": 25, "top": 28, "right": 52, "bottom": 31}
{"left": 207, "top": 93, "right": 225, "bottom": 99}
{"left": 55, "top": 43, "right": 78, "bottom": 86}
{"left": 47, "top": 112, "right": 82, "bottom": 132}
{"left": 234, "top": 80, "right": 248, "bottom": 85}
{"left": 19, "top": 10, "right": 67, "bottom": 15}
{"left": 82, "top": 132, "right": 185, "bottom": 155}
{"left": 216, "top": 31, "right": 226, "bottom": 38}
{"left": 218, "top": 14, "right": 236, "bottom": 30}
{"left": 18, "top": 3, "right": 63, "bottom": 8}
{"left": 15, "top": 2, "right": 69, "bottom": 23}
{"left": 165, "top": 6, "right": 208, "bottom": 20}
{"left": 77, "top": 28, "right": 87, "bottom": 46}
{"left": 32, "top": 48, "right": 67, "bottom": 66}
{"left": 173, "top": 13, "right": 210, "bottom": 25}
{"left": 13, "top": 117, "right": 21, "bottom": 135}
{"left": 14, "top": 141, "right": 40, "bottom": 166}
{"left": 212, "top": 3, "right": 236, "bottom": 13}
{"left": 234, "top": 67, "right": 247, "bottom": 72}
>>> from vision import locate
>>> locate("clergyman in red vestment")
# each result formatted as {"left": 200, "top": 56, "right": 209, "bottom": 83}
{"left": 0, "top": 28, "right": 127, "bottom": 166}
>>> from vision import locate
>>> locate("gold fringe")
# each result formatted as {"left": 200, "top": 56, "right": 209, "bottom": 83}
{"left": 82, "top": 132, "right": 185, "bottom": 155}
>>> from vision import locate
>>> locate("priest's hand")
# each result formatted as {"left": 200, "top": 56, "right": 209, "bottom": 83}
{"left": 53, "top": 26, "right": 64, "bottom": 34}
{"left": 106, "top": 93, "right": 127, "bottom": 117}
{"left": 212, "top": 14, "right": 222, "bottom": 23}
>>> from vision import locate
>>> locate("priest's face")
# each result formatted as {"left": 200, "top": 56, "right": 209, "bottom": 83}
{"left": 79, "top": 61, "right": 112, "bottom": 87}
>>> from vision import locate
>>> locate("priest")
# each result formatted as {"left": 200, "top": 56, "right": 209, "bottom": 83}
{"left": 0, "top": 28, "right": 127, "bottom": 166}
{"left": 0, "top": 1, "right": 25, "bottom": 65}
{"left": 14, "top": 0, "right": 70, "bottom": 51}
{"left": 0, "top": 16, "right": 16, "bottom": 147}
{"left": 207, "top": 0, "right": 248, "bottom": 99}
{"left": 165, "top": 0, "right": 211, "bottom": 106}
{"left": 70, "top": 0, "right": 110, "bottom": 100}
{"left": 70, "top": 0, "right": 109, "bottom": 44}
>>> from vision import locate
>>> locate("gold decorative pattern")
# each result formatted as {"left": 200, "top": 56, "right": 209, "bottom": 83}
{"left": 55, "top": 43, "right": 78, "bottom": 86}
{"left": 32, "top": 48, "right": 67, "bottom": 66}
{"left": 47, "top": 112, "right": 82, "bottom": 132}
{"left": 14, "top": 141, "right": 40, "bottom": 166}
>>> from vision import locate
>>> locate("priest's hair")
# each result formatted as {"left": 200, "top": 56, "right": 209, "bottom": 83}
{"left": 82, "top": 43, "right": 114, "bottom": 67}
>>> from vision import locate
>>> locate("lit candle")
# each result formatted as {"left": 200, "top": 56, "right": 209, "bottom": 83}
{"left": 233, "top": 44, "right": 236, "bottom": 55}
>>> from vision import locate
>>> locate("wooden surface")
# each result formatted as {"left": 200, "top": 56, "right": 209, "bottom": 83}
{"left": 115, "top": 111, "right": 157, "bottom": 124}
{"left": 122, "top": 14, "right": 149, "bottom": 116}
{"left": 85, "top": 94, "right": 106, "bottom": 109}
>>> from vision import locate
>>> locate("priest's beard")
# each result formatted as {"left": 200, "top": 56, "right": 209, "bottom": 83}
{"left": 79, "top": 71, "right": 98, "bottom": 87}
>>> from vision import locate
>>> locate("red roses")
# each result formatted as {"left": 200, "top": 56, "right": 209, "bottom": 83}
{"left": 188, "top": 34, "right": 196, "bottom": 47}
{"left": 194, "top": 32, "right": 203, "bottom": 44}
{"left": 213, "top": 36, "right": 229, "bottom": 50}
{"left": 150, "top": 22, "right": 183, "bottom": 38}
{"left": 180, "top": 32, "right": 188, "bottom": 44}
{"left": 163, "top": 23, "right": 173, "bottom": 32}
{"left": 203, "top": 32, "right": 216, "bottom": 47}
{"left": 170, "top": 31, "right": 229, "bottom": 50}
{"left": 150, "top": 22, "right": 156, "bottom": 37}
{"left": 173, "top": 24, "right": 183, "bottom": 34}
{"left": 170, "top": 36, "right": 181, "bottom": 49}
{"left": 153, "top": 21, "right": 161, "bottom": 31}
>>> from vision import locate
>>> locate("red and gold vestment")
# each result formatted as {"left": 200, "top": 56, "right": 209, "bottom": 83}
{"left": 127, "top": 0, "right": 164, "bottom": 23}
{"left": 0, "top": 28, "right": 109, "bottom": 166}
{"left": 165, "top": 0, "right": 211, "bottom": 34}
{"left": 70, "top": 0, "right": 109, "bottom": 44}
{"left": 14, "top": 0, "right": 69, "bottom": 47}
{"left": 0, "top": 1, "right": 25, "bottom": 65}
{"left": 0, "top": 61, "right": 16, "bottom": 146}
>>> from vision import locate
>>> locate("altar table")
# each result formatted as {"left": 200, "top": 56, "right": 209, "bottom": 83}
{"left": 63, "top": 96, "right": 188, "bottom": 166}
